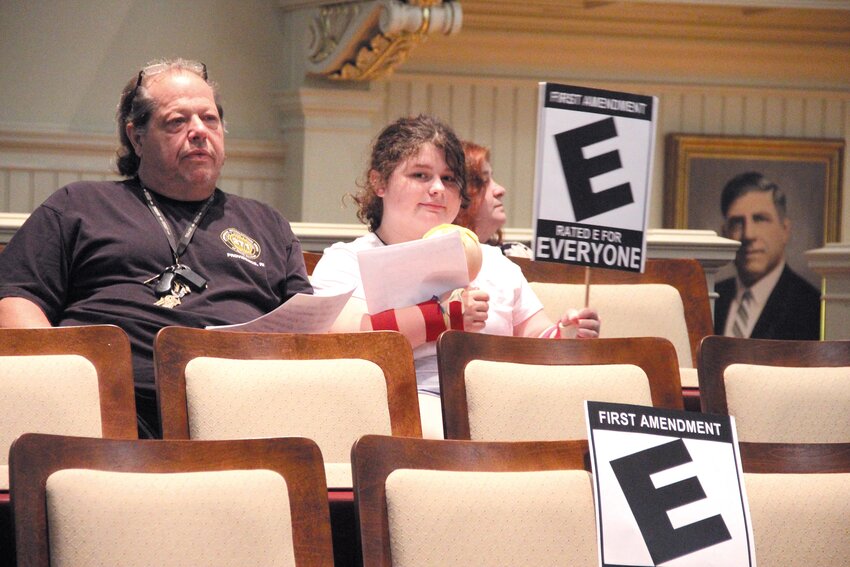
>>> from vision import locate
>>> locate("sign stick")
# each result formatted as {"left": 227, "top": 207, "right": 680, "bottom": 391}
{"left": 584, "top": 266, "right": 591, "bottom": 308}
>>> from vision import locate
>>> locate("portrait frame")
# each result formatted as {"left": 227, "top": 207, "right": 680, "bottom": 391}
{"left": 663, "top": 134, "right": 844, "bottom": 287}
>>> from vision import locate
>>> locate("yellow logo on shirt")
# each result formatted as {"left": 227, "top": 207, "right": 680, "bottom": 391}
{"left": 220, "top": 228, "right": 261, "bottom": 260}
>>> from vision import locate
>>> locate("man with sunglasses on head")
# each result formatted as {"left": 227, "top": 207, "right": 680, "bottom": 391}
{"left": 0, "top": 59, "right": 312, "bottom": 438}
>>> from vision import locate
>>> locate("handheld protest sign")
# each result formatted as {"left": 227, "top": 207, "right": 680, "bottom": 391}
{"left": 532, "top": 83, "right": 657, "bottom": 307}
{"left": 586, "top": 401, "right": 756, "bottom": 567}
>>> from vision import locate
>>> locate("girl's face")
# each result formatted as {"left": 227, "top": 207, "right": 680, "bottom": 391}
{"left": 375, "top": 142, "right": 462, "bottom": 242}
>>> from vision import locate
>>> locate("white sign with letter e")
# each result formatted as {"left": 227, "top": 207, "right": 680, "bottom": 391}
{"left": 586, "top": 401, "right": 757, "bottom": 566}
{"left": 533, "top": 83, "right": 656, "bottom": 272}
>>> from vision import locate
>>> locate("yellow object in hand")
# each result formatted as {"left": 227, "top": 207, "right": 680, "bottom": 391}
{"left": 423, "top": 223, "right": 483, "bottom": 281}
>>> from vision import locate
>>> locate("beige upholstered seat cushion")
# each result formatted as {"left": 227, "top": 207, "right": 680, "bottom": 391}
{"left": 465, "top": 360, "right": 652, "bottom": 440}
{"left": 184, "top": 357, "right": 393, "bottom": 486}
{"left": 530, "top": 281, "right": 693, "bottom": 367}
{"left": 0, "top": 355, "right": 103, "bottom": 489}
{"left": 725, "top": 364, "right": 850, "bottom": 442}
{"left": 385, "top": 469, "right": 597, "bottom": 567}
{"left": 745, "top": 472, "right": 850, "bottom": 566}
{"left": 46, "top": 468, "right": 295, "bottom": 567}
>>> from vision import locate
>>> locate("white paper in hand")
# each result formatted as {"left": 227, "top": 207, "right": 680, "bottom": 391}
{"left": 357, "top": 232, "right": 469, "bottom": 314}
{"left": 205, "top": 286, "right": 354, "bottom": 333}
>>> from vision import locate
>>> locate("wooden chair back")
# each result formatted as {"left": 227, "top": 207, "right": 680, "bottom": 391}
{"left": 9, "top": 433, "right": 334, "bottom": 567}
{"left": 738, "top": 441, "right": 850, "bottom": 566}
{"left": 511, "top": 257, "right": 712, "bottom": 390}
{"left": 698, "top": 336, "right": 850, "bottom": 442}
{"left": 352, "top": 435, "right": 593, "bottom": 567}
{"left": 155, "top": 327, "right": 421, "bottom": 486}
{"left": 437, "top": 332, "right": 683, "bottom": 440}
{"left": 0, "top": 325, "right": 137, "bottom": 488}
{"left": 303, "top": 251, "right": 322, "bottom": 275}
{"left": 698, "top": 335, "right": 850, "bottom": 443}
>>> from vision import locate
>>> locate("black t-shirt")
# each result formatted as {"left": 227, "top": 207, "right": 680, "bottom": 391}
{"left": 0, "top": 178, "right": 312, "bottom": 390}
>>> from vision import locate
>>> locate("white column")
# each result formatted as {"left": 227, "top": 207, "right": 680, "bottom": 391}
{"left": 807, "top": 243, "right": 850, "bottom": 340}
{"left": 276, "top": 2, "right": 385, "bottom": 223}
{"left": 646, "top": 229, "right": 739, "bottom": 317}
{"left": 276, "top": 86, "right": 383, "bottom": 223}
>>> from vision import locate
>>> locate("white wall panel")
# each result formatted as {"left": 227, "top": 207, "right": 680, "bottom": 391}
{"left": 430, "top": 83, "right": 452, "bottom": 125}
{"left": 764, "top": 97, "right": 785, "bottom": 136}
{"left": 743, "top": 95, "right": 764, "bottom": 133}
{"left": 0, "top": 131, "right": 286, "bottom": 215}
{"left": 449, "top": 83, "right": 473, "bottom": 136}
{"left": 367, "top": 76, "right": 848, "bottom": 232}
{"left": 1, "top": 81, "right": 847, "bottom": 233}
{"left": 722, "top": 95, "right": 745, "bottom": 135}
{"left": 409, "top": 82, "right": 430, "bottom": 116}
{"left": 681, "top": 92, "right": 707, "bottom": 132}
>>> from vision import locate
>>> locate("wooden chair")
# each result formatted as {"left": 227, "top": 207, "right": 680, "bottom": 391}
{"left": 437, "top": 332, "right": 683, "bottom": 440}
{"left": 9, "top": 433, "right": 334, "bottom": 567}
{"left": 155, "top": 327, "right": 421, "bottom": 488}
{"left": 352, "top": 434, "right": 595, "bottom": 567}
{"left": 698, "top": 336, "right": 850, "bottom": 442}
{"left": 510, "top": 257, "right": 713, "bottom": 395}
{"left": 0, "top": 325, "right": 137, "bottom": 489}
{"left": 303, "top": 250, "right": 322, "bottom": 275}
{"left": 738, "top": 441, "right": 850, "bottom": 566}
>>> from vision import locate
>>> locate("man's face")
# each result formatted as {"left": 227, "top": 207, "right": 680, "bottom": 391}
{"left": 723, "top": 190, "right": 790, "bottom": 287}
{"left": 128, "top": 70, "right": 225, "bottom": 200}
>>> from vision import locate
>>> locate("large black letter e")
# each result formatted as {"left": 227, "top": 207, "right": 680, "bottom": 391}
{"left": 609, "top": 439, "right": 731, "bottom": 564}
{"left": 555, "top": 117, "right": 633, "bottom": 221}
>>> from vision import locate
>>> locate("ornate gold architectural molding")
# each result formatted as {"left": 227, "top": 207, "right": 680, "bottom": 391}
{"left": 305, "top": 0, "right": 462, "bottom": 81}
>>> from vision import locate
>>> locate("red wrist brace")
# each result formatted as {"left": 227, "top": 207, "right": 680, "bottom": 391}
{"left": 448, "top": 300, "right": 464, "bottom": 330}
{"left": 370, "top": 309, "right": 400, "bottom": 331}
{"left": 417, "top": 299, "right": 447, "bottom": 342}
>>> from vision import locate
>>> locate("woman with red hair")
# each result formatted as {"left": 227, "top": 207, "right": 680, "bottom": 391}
{"left": 454, "top": 141, "right": 532, "bottom": 257}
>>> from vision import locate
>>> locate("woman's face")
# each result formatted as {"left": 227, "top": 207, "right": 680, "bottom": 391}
{"left": 472, "top": 160, "right": 507, "bottom": 242}
{"left": 376, "top": 142, "right": 462, "bottom": 242}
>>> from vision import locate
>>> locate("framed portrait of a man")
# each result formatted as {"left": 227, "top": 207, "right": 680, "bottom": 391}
{"left": 664, "top": 134, "right": 843, "bottom": 340}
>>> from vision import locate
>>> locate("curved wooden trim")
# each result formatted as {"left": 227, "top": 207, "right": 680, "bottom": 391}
{"left": 154, "top": 327, "right": 421, "bottom": 439}
{"left": 510, "top": 257, "right": 713, "bottom": 368}
{"left": 739, "top": 441, "right": 850, "bottom": 473}
{"left": 0, "top": 325, "right": 137, "bottom": 439}
{"left": 437, "top": 332, "right": 683, "bottom": 440}
{"left": 697, "top": 335, "right": 850, "bottom": 415}
{"left": 9, "top": 434, "right": 334, "bottom": 567}
{"left": 352, "top": 435, "right": 590, "bottom": 567}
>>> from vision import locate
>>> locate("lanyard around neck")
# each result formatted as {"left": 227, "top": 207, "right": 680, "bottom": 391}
{"left": 141, "top": 185, "right": 215, "bottom": 263}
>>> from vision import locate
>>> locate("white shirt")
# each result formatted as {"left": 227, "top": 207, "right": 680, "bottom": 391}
{"left": 310, "top": 233, "right": 543, "bottom": 395}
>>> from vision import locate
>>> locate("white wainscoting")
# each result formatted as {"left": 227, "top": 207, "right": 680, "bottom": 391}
{"left": 0, "top": 130, "right": 288, "bottom": 216}
{"left": 2, "top": 77, "right": 848, "bottom": 235}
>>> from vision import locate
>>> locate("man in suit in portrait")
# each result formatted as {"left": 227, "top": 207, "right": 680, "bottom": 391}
{"left": 714, "top": 171, "right": 821, "bottom": 340}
